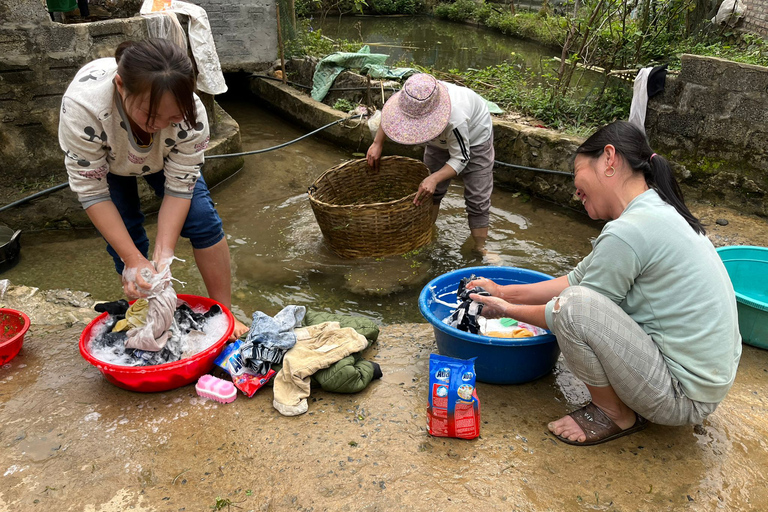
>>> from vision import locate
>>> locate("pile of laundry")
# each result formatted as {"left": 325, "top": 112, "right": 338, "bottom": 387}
{"left": 444, "top": 275, "right": 547, "bottom": 338}
{"left": 88, "top": 263, "right": 227, "bottom": 366}
{"left": 89, "top": 298, "right": 227, "bottom": 366}
{"left": 213, "top": 306, "right": 382, "bottom": 416}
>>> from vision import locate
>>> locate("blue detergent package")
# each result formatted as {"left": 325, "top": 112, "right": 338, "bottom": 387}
{"left": 427, "top": 354, "right": 481, "bottom": 439}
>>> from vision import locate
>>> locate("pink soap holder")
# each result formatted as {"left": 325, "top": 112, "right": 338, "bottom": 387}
{"left": 195, "top": 374, "right": 237, "bottom": 404}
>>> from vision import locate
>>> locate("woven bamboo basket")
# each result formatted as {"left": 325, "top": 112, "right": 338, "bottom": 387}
{"left": 308, "top": 156, "right": 435, "bottom": 258}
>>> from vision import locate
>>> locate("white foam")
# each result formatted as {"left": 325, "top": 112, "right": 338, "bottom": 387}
{"left": 88, "top": 310, "right": 229, "bottom": 367}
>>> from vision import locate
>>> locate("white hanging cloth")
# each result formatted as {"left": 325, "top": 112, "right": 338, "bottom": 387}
{"left": 140, "top": 0, "right": 228, "bottom": 95}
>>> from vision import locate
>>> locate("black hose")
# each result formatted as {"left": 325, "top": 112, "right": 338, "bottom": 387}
{"left": 493, "top": 160, "right": 572, "bottom": 176}
{"left": 252, "top": 73, "right": 401, "bottom": 92}
{"left": 0, "top": 115, "right": 571, "bottom": 213}
{"left": 0, "top": 182, "right": 70, "bottom": 214}
{"left": 206, "top": 114, "right": 365, "bottom": 159}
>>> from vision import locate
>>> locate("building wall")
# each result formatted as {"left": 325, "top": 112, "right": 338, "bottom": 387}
{"left": 196, "top": 0, "right": 278, "bottom": 72}
{"left": 740, "top": 0, "right": 768, "bottom": 36}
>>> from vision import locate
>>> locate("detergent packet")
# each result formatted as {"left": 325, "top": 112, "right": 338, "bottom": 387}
{"left": 427, "top": 354, "right": 481, "bottom": 439}
{"left": 214, "top": 341, "right": 274, "bottom": 397}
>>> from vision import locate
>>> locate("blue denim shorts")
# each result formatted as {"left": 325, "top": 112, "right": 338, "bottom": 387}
{"left": 106, "top": 172, "right": 225, "bottom": 274}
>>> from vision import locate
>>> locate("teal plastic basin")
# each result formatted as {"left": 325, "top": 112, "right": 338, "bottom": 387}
{"left": 716, "top": 246, "right": 768, "bottom": 349}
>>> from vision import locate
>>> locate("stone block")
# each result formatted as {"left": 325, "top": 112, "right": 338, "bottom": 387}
{"left": 679, "top": 55, "right": 722, "bottom": 87}
{"left": 679, "top": 83, "right": 724, "bottom": 114}
{"left": 719, "top": 66, "right": 768, "bottom": 93}
{"left": 656, "top": 111, "right": 703, "bottom": 138}
{"left": 731, "top": 95, "right": 768, "bottom": 125}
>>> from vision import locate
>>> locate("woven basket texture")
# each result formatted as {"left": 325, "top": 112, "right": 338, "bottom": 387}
{"left": 308, "top": 156, "right": 434, "bottom": 258}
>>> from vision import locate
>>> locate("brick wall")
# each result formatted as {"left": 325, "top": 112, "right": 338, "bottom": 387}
{"left": 740, "top": 0, "right": 768, "bottom": 36}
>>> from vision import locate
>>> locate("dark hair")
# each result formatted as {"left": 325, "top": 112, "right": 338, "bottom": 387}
{"left": 576, "top": 121, "right": 705, "bottom": 235}
{"left": 114, "top": 38, "right": 197, "bottom": 127}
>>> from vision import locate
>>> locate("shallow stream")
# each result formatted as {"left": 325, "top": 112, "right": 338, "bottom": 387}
{"left": 4, "top": 97, "right": 601, "bottom": 324}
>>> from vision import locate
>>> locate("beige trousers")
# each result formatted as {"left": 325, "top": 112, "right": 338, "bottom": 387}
{"left": 273, "top": 322, "right": 369, "bottom": 416}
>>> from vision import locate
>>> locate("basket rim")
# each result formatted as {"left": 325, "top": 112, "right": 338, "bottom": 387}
{"left": 308, "top": 156, "right": 425, "bottom": 209}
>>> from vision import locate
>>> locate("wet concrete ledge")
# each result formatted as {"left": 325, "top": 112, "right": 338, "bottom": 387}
{"left": 0, "top": 284, "right": 767, "bottom": 510}
{"left": 250, "top": 76, "right": 768, "bottom": 218}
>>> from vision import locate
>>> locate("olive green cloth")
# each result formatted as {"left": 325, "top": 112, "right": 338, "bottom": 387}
{"left": 47, "top": 0, "right": 77, "bottom": 12}
{"left": 264, "top": 310, "right": 381, "bottom": 394}
{"left": 113, "top": 299, "right": 149, "bottom": 332}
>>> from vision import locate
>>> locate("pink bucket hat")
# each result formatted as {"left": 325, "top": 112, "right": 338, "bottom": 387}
{"left": 380, "top": 73, "right": 451, "bottom": 145}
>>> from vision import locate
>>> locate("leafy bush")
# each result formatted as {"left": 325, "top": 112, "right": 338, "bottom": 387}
{"left": 368, "top": 0, "right": 423, "bottom": 15}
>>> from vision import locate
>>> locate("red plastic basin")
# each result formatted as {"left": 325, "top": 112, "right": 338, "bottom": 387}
{"left": 79, "top": 294, "right": 234, "bottom": 393}
{"left": 0, "top": 308, "right": 30, "bottom": 365}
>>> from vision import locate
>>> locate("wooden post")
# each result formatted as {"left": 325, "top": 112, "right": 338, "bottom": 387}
{"left": 276, "top": 0, "right": 286, "bottom": 84}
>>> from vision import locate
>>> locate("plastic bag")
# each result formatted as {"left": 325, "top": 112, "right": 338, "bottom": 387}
{"left": 427, "top": 354, "right": 481, "bottom": 439}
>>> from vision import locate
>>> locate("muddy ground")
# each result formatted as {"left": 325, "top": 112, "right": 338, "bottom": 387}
{"left": 1, "top": 198, "right": 766, "bottom": 512}
{"left": 1, "top": 259, "right": 767, "bottom": 512}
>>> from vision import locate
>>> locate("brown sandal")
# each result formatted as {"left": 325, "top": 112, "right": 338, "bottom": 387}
{"left": 553, "top": 402, "right": 648, "bottom": 446}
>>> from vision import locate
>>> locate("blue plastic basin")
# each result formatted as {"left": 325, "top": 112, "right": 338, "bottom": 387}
{"left": 716, "top": 246, "right": 768, "bottom": 349}
{"left": 419, "top": 266, "right": 560, "bottom": 384}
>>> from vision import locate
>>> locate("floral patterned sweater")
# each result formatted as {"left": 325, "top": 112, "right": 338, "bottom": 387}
{"left": 59, "top": 58, "right": 210, "bottom": 209}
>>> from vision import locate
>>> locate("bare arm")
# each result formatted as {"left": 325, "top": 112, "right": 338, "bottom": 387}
{"left": 366, "top": 128, "right": 387, "bottom": 172}
{"left": 469, "top": 275, "right": 571, "bottom": 305}
{"left": 415, "top": 163, "right": 456, "bottom": 206}
{"left": 153, "top": 195, "right": 191, "bottom": 268}
{"left": 86, "top": 200, "right": 153, "bottom": 297}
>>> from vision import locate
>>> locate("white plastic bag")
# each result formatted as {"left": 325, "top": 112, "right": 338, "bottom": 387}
{"left": 140, "top": 0, "right": 227, "bottom": 95}
{"left": 712, "top": 0, "right": 745, "bottom": 27}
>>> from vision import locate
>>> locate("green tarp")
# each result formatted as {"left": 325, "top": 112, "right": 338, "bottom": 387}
{"left": 46, "top": 0, "right": 77, "bottom": 12}
{"left": 311, "top": 45, "right": 504, "bottom": 114}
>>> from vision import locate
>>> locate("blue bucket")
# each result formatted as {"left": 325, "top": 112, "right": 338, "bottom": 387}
{"left": 419, "top": 266, "right": 560, "bottom": 384}
{"left": 716, "top": 246, "right": 768, "bottom": 349}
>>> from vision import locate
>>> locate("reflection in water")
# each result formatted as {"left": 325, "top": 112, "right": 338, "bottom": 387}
{"left": 4, "top": 98, "right": 601, "bottom": 324}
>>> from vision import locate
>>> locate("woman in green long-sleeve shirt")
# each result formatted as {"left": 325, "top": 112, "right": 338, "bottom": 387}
{"left": 468, "top": 121, "right": 741, "bottom": 446}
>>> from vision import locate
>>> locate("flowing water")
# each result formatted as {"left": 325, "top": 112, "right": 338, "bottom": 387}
{"left": 3, "top": 96, "right": 600, "bottom": 324}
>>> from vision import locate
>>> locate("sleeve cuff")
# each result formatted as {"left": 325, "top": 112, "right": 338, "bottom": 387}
{"left": 81, "top": 194, "right": 112, "bottom": 210}
{"left": 445, "top": 158, "right": 466, "bottom": 175}
{"left": 164, "top": 188, "right": 194, "bottom": 200}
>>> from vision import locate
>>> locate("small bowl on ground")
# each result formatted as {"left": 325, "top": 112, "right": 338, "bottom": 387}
{"left": 419, "top": 266, "right": 560, "bottom": 384}
{"left": 716, "top": 246, "right": 768, "bottom": 349}
{"left": 0, "top": 308, "right": 31, "bottom": 365}
{"left": 79, "top": 294, "right": 234, "bottom": 392}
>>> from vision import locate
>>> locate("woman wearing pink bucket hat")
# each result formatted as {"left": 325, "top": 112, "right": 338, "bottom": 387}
{"left": 367, "top": 73, "right": 495, "bottom": 255}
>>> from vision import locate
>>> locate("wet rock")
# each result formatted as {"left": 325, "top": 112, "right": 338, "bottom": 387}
{"left": 716, "top": 218, "right": 729, "bottom": 226}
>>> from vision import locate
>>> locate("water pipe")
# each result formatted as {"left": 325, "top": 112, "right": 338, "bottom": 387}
{"left": 0, "top": 113, "right": 570, "bottom": 213}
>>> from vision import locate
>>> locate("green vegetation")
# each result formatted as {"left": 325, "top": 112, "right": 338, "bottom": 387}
{"left": 333, "top": 98, "right": 358, "bottom": 112}
{"left": 442, "top": 62, "right": 631, "bottom": 133}
{"left": 287, "top": 0, "right": 768, "bottom": 132}
{"left": 433, "top": 0, "right": 768, "bottom": 70}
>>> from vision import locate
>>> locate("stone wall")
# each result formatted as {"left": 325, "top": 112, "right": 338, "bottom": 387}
{"left": 741, "top": 0, "right": 768, "bottom": 36}
{"left": 0, "top": 0, "right": 244, "bottom": 231}
{"left": 1, "top": 14, "right": 149, "bottom": 182}
{"left": 646, "top": 54, "right": 768, "bottom": 216}
{"left": 196, "top": 0, "right": 278, "bottom": 72}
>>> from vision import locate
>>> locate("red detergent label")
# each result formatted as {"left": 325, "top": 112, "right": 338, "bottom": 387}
{"left": 427, "top": 354, "right": 480, "bottom": 439}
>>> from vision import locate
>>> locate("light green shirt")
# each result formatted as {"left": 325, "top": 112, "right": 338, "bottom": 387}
{"left": 546, "top": 189, "right": 741, "bottom": 403}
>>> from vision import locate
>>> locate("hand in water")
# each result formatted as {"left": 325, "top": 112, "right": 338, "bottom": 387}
{"left": 121, "top": 256, "right": 155, "bottom": 299}
{"left": 468, "top": 293, "right": 509, "bottom": 319}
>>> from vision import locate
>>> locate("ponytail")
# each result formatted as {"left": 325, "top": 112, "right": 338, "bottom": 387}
{"left": 576, "top": 121, "right": 705, "bottom": 235}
